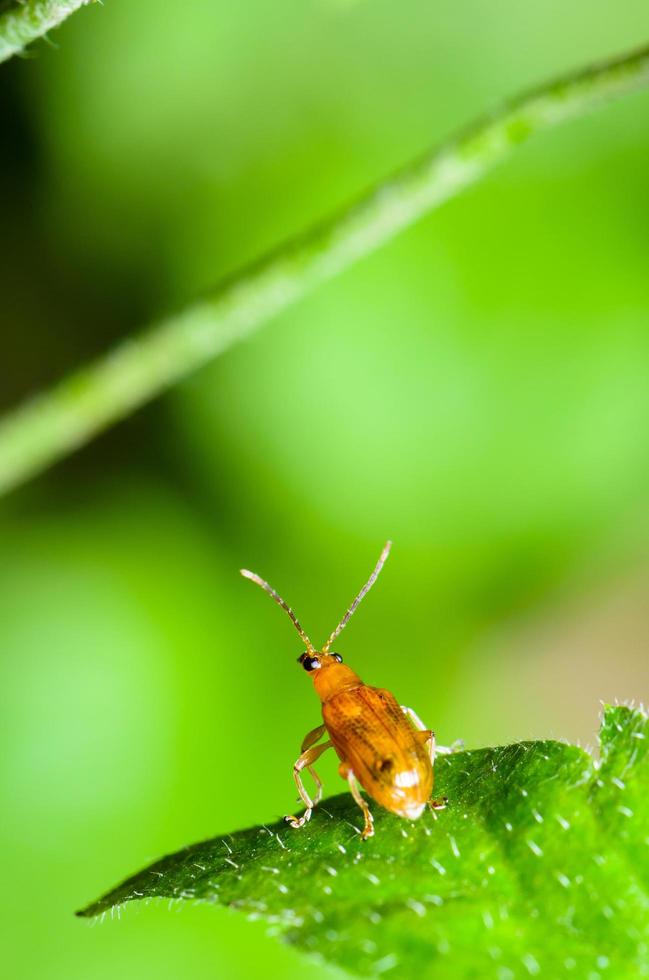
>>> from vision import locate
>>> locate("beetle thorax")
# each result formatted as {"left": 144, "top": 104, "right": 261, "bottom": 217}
{"left": 312, "top": 657, "right": 362, "bottom": 703}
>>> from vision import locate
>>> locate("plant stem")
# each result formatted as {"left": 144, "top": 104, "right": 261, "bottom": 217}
{"left": 1, "top": 41, "right": 649, "bottom": 495}
{"left": 0, "top": 0, "right": 93, "bottom": 64}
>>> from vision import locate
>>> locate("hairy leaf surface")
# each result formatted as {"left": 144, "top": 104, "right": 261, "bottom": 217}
{"left": 78, "top": 705, "right": 649, "bottom": 978}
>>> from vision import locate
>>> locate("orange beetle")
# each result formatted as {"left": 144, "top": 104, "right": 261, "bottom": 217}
{"left": 241, "top": 542, "right": 450, "bottom": 840}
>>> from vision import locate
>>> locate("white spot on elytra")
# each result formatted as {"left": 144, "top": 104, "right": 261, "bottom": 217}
{"left": 394, "top": 769, "right": 419, "bottom": 788}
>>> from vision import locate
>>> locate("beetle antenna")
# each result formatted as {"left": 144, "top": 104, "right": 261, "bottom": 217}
{"left": 322, "top": 540, "right": 392, "bottom": 653}
{"left": 240, "top": 568, "right": 315, "bottom": 654}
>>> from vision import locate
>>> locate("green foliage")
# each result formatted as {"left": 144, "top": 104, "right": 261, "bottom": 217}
{"left": 1, "top": 40, "right": 649, "bottom": 495}
{"left": 78, "top": 704, "right": 649, "bottom": 978}
{"left": 0, "top": 1, "right": 94, "bottom": 65}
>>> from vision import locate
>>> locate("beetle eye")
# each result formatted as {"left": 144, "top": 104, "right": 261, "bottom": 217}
{"left": 300, "top": 655, "right": 321, "bottom": 672}
{"left": 332, "top": 653, "right": 343, "bottom": 663}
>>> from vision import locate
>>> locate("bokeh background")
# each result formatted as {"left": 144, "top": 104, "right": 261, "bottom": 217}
{"left": 2, "top": 1, "right": 649, "bottom": 978}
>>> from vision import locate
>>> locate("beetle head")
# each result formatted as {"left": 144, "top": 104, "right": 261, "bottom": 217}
{"left": 298, "top": 650, "right": 362, "bottom": 702}
{"left": 297, "top": 651, "right": 342, "bottom": 672}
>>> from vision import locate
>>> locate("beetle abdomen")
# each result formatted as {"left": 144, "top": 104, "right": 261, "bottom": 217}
{"left": 323, "top": 685, "right": 433, "bottom": 819}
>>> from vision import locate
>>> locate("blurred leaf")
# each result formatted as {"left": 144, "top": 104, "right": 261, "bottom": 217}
{"left": 0, "top": 0, "right": 96, "bottom": 65}
{"left": 78, "top": 704, "right": 649, "bottom": 978}
{"left": 2, "top": 40, "right": 649, "bottom": 497}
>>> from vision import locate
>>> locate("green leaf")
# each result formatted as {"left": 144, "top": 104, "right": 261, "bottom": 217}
{"left": 0, "top": 1, "right": 95, "bottom": 66}
{"left": 77, "top": 704, "right": 649, "bottom": 978}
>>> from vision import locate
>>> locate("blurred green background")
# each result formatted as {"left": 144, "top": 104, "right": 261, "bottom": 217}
{"left": 2, "top": 1, "right": 649, "bottom": 978}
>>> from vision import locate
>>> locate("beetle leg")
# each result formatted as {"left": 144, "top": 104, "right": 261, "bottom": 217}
{"left": 400, "top": 708, "right": 454, "bottom": 812}
{"left": 285, "top": 740, "right": 332, "bottom": 829}
{"left": 401, "top": 705, "right": 455, "bottom": 754}
{"left": 301, "top": 723, "right": 327, "bottom": 753}
{"left": 308, "top": 764, "right": 323, "bottom": 806}
{"left": 401, "top": 704, "right": 428, "bottom": 731}
{"left": 298, "top": 725, "right": 328, "bottom": 807}
{"left": 401, "top": 705, "right": 440, "bottom": 762}
{"left": 418, "top": 730, "right": 449, "bottom": 812}
{"left": 407, "top": 726, "right": 450, "bottom": 812}
{"left": 346, "top": 769, "right": 375, "bottom": 840}
{"left": 426, "top": 729, "right": 436, "bottom": 765}
{"left": 414, "top": 727, "right": 434, "bottom": 756}
{"left": 428, "top": 796, "right": 448, "bottom": 814}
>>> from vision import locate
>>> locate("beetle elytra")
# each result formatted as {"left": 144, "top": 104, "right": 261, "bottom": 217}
{"left": 241, "top": 541, "right": 451, "bottom": 839}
